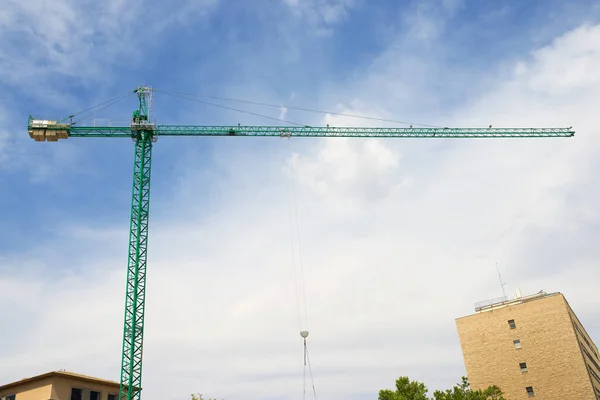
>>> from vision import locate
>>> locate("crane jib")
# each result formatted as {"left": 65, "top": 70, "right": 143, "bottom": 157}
{"left": 28, "top": 121, "right": 575, "bottom": 141}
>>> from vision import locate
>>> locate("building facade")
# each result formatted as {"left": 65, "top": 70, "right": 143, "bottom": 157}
{"left": 0, "top": 371, "right": 127, "bottom": 400}
{"left": 456, "top": 291, "right": 600, "bottom": 399}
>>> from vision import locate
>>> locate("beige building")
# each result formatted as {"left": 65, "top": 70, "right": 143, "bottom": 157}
{"left": 0, "top": 371, "right": 129, "bottom": 400}
{"left": 456, "top": 291, "right": 600, "bottom": 399}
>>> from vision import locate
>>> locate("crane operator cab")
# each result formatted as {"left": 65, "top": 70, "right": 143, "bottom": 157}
{"left": 132, "top": 110, "right": 148, "bottom": 124}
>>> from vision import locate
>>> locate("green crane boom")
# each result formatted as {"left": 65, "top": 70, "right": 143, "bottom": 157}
{"left": 29, "top": 120, "right": 574, "bottom": 138}
{"left": 26, "top": 87, "right": 575, "bottom": 400}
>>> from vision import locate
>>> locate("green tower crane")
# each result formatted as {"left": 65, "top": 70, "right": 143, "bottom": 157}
{"left": 27, "top": 86, "right": 575, "bottom": 400}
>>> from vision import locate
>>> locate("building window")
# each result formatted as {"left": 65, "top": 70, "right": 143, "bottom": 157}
{"left": 513, "top": 339, "right": 521, "bottom": 349}
{"left": 108, "top": 394, "right": 117, "bottom": 400}
{"left": 508, "top": 319, "right": 516, "bottom": 329}
{"left": 6, "top": 395, "right": 16, "bottom": 400}
{"left": 526, "top": 386, "right": 534, "bottom": 396}
{"left": 71, "top": 388, "right": 82, "bottom": 400}
{"left": 90, "top": 392, "right": 100, "bottom": 400}
{"left": 520, "top": 362, "right": 528, "bottom": 372}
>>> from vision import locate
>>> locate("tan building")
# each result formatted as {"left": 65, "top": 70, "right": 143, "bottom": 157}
{"left": 456, "top": 291, "right": 600, "bottom": 399}
{"left": 0, "top": 371, "right": 129, "bottom": 400}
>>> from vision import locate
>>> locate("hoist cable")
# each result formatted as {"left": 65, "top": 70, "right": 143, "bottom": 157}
{"left": 285, "top": 162, "right": 303, "bottom": 331}
{"left": 302, "top": 337, "right": 317, "bottom": 399}
{"left": 303, "top": 346, "right": 307, "bottom": 400}
{"left": 305, "top": 342, "right": 317, "bottom": 399}
{"left": 282, "top": 140, "right": 317, "bottom": 399}
{"left": 290, "top": 159, "right": 310, "bottom": 331}
{"left": 284, "top": 145, "right": 310, "bottom": 331}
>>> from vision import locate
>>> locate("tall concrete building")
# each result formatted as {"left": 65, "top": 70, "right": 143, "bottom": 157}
{"left": 456, "top": 291, "right": 600, "bottom": 399}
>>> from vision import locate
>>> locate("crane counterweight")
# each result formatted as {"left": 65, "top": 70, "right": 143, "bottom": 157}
{"left": 28, "top": 118, "right": 69, "bottom": 142}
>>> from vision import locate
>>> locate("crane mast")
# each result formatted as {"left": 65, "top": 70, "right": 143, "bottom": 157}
{"left": 26, "top": 87, "right": 575, "bottom": 400}
{"left": 120, "top": 87, "right": 154, "bottom": 400}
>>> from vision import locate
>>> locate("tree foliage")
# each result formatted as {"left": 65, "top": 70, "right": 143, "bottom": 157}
{"left": 432, "top": 377, "right": 505, "bottom": 400}
{"left": 378, "top": 376, "right": 505, "bottom": 400}
{"left": 191, "top": 393, "right": 223, "bottom": 400}
{"left": 379, "top": 376, "right": 429, "bottom": 400}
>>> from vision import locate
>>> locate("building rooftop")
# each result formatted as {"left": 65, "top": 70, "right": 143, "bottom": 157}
{"left": 470, "top": 290, "right": 559, "bottom": 313}
{"left": 0, "top": 370, "right": 121, "bottom": 393}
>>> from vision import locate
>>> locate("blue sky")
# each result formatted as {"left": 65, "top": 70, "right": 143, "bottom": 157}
{"left": 2, "top": 1, "right": 600, "bottom": 399}
{"left": 2, "top": 0, "right": 597, "bottom": 250}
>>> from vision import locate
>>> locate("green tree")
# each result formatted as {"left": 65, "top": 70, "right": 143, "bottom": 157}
{"left": 378, "top": 376, "right": 429, "bottom": 400}
{"left": 191, "top": 393, "right": 223, "bottom": 400}
{"left": 433, "top": 377, "right": 505, "bottom": 400}
{"left": 379, "top": 376, "right": 505, "bottom": 400}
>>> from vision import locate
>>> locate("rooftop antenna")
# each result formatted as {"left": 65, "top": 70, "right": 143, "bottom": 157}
{"left": 496, "top": 262, "right": 507, "bottom": 299}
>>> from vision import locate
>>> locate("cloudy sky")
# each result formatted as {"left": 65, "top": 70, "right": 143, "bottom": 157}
{"left": 1, "top": 0, "right": 600, "bottom": 399}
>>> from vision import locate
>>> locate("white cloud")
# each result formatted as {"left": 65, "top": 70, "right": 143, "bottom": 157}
{"left": 0, "top": 0, "right": 218, "bottom": 178}
{"left": 0, "top": 105, "right": 10, "bottom": 167}
{"left": 2, "top": 12, "right": 600, "bottom": 400}
{"left": 0, "top": 0, "right": 218, "bottom": 95}
{"left": 441, "top": 0, "right": 465, "bottom": 14}
{"left": 518, "top": 24, "right": 600, "bottom": 95}
{"left": 278, "top": 106, "right": 289, "bottom": 121}
{"left": 288, "top": 137, "right": 404, "bottom": 214}
{"left": 281, "top": 0, "right": 357, "bottom": 34}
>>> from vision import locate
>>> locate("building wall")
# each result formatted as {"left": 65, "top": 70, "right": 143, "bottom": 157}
{"left": 51, "top": 377, "right": 120, "bottom": 400}
{"left": 0, "top": 376, "right": 120, "bottom": 400}
{"left": 456, "top": 293, "right": 596, "bottom": 399}
{"left": 568, "top": 305, "right": 600, "bottom": 399}
{"left": 0, "top": 379, "right": 52, "bottom": 400}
